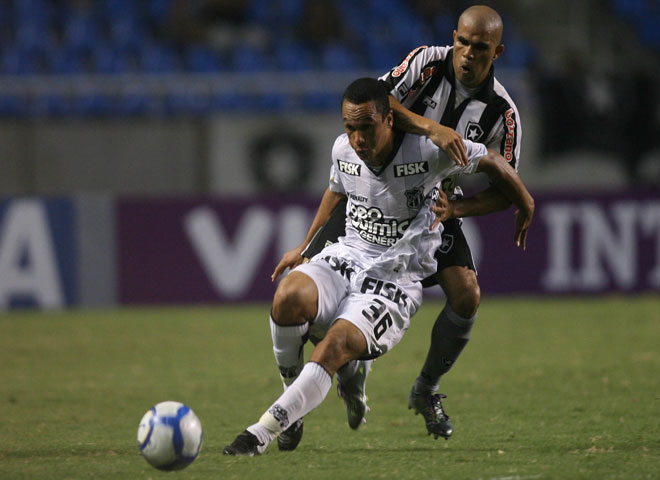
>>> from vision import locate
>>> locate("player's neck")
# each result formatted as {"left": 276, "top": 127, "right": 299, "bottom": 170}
{"left": 367, "top": 134, "right": 395, "bottom": 168}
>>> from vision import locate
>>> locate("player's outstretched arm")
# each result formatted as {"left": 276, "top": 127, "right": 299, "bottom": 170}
{"left": 271, "top": 188, "right": 346, "bottom": 281}
{"left": 444, "top": 185, "right": 512, "bottom": 219}
{"left": 475, "top": 150, "right": 534, "bottom": 250}
{"left": 389, "top": 96, "right": 468, "bottom": 166}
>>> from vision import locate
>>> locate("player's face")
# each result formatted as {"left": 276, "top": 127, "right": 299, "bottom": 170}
{"left": 452, "top": 22, "right": 504, "bottom": 88}
{"left": 342, "top": 100, "right": 393, "bottom": 165}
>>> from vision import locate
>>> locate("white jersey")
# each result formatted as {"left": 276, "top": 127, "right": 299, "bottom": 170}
{"left": 320, "top": 132, "right": 486, "bottom": 285}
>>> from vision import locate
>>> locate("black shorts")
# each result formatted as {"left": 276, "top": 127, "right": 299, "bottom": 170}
{"left": 302, "top": 199, "right": 476, "bottom": 288}
{"left": 420, "top": 218, "right": 476, "bottom": 288}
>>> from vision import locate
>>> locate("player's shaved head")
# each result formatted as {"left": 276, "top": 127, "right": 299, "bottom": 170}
{"left": 458, "top": 5, "right": 503, "bottom": 45}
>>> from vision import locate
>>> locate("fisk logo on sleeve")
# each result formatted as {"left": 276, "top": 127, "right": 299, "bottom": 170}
{"left": 338, "top": 160, "right": 361, "bottom": 176}
{"left": 394, "top": 161, "right": 429, "bottom": 177}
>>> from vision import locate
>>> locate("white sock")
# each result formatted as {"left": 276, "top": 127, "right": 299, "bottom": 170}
{"left": 258, "top": 362, "right": 332, "bottom": 440}
{"left": 246, "top": 423, "right": 274, "bottom": 455}
{"left": 270, "top": 317, "right": 309, "bottom": 389}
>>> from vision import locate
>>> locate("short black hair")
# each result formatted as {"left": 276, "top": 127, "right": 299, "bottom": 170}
{"left": 342, "top": 78, "right": 391, "bottom": 118}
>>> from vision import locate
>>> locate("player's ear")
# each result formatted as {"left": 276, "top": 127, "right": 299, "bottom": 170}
{"left": 494, "top": 43, "right": 504, "bottom": 60}
{"left": 386, "top": 109, "right": 393, "bottom": 128}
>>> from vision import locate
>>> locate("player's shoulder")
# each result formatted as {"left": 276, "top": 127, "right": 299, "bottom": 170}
{"left": 390, "top": 45, "right": 451, "bottom": 75}
{"left": 491, "top": 77, "right": 520, "bottom": 112}
{"left": 404, "top": 44, "right": 452, "bottom": 64}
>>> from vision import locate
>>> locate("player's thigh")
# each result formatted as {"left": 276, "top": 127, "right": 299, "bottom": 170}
{"left": 436, "top": 265, "right": 481, "bottom": 318}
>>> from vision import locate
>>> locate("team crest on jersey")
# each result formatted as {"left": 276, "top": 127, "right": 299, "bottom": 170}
{"left": 465, "top": 122, "right": 484, "bottom": 142}
{"left": 338, "top": 160, "right": 361, "bottom": 176}
{"left": 439, "top": 233, "right": 454, "bottom": 253}
{"left": 394, "top": 161, "right": 429, "bottom": 177}
{"left": 404, "top": 186, "right": 425, "bottom": 209}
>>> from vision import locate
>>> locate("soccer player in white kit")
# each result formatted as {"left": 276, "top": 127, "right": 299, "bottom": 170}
{"left": 223, "top": 77, "right": 534, "bottom": 455}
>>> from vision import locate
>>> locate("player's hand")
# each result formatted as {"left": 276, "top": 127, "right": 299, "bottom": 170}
{"left": 513, "top": 207, "right": 534, "bottom": 250}
{"left": 430, "top": 189, "right": 454, "bottom": 229}
{"left": 428, "top": 124, "right": 468, "bottom": 166}
{"left": 271, "top": 246, "right": 306, "bottom": 282}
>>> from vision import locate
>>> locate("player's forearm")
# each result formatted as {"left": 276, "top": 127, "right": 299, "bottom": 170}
{"left": 390, "top": 96, "right": 434, "bottom": 136}
{"left": 301, "top": 189, "right": 345, "bottom": 248}
{"left": 450, "top": 187, "right": 512, "bottom": 218}
{"left": 477, "top": 152, "right": 534, "bottom": 216}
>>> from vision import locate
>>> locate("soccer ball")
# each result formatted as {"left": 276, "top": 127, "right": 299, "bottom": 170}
{"left": 137, "top": 401, "right": 203, "bottom": 470}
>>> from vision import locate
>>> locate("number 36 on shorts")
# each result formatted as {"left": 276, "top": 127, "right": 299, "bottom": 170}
{"left": 362, "top": 298, "right": 394, "bottom": 340}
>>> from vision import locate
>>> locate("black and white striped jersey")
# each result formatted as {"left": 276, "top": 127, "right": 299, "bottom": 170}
{"left": 379, "top": 45, "right": 521, "bottom": 172}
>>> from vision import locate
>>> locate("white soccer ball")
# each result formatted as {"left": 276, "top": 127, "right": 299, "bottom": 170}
{"left": 137, "top": 401, "right": 203, "bottom": 470}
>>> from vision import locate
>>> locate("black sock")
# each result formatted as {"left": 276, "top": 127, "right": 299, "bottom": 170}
{"left": 413, "top": 304, "right": 475, "bottom": 394}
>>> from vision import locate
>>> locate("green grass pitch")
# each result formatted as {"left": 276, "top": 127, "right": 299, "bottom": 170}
{"left": 1, "top": 296, "right": 659, "bottom": 479}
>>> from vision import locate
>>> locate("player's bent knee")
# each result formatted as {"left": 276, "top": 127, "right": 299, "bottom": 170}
{"left": 309, "top": 338, "right": 347, "bottom": 376}
{"left": 310, "top": 320, "right": 367, "bottom": 375}
{"left": 447, "top": 277, "right": 481, "bottom": 319}
{"left": 271, "top": 272, "right": 318, "bottom": 325}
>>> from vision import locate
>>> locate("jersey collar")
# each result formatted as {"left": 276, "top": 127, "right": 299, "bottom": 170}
{"left": 363, "top": 130, "right": 405, "bottom": 176}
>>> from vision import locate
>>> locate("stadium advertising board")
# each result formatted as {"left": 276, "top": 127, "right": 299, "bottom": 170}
{"left": 117, "top": 191, "right": 660, "bottom": 304}
{"left": 0, "top": 198, "right": 75, "bottom": 309}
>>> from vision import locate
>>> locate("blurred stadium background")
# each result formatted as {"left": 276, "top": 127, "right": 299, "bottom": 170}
{"left": 0, "top": 0, "right": 659, "bottom": 310}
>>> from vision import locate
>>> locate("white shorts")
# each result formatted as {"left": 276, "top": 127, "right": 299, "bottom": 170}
{"left": 294, "top": 255, "right": 421, "bottom": 358}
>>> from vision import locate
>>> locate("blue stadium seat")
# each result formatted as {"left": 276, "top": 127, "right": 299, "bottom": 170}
{"left": 184, "top": 45, "right": 225, "bottom": 73}
{"left": 101, "top": 0, "right": 137, "bottom": 18}
{"left": 31, "top": 94, "right": 73, "bottom": 117}
{"left": 114, "top": 87, "right": 150, "bottom": 116}
{"left": 258, "top": 93, "right": 289, "bottom": 112}
{"left": 165, "top": 91, "right": 211, "bottom": 115}
{"left": 75, "top": 92, "right": 113, "bottom": 117}
{"left": 0, "top": 94, "right": 25, "bottom": 116}
{"left": 147, "top": 0, "right": 173, "bottom": 26}
{"left": 109, "top": 15, "right": 145, "bottom": 51}
{"left": 93, "top": 44, "right": 141, "bottom": 74}
{"left": 321, "top": 43, "right": 361, "bottom": 70}
{"left": 64, "top": 10, "right": 100, "bottom": 52}
{"left": 208, "top": 92, "right": 242, "bottom": 112}
{"left": 611, "top": 0, "right": 647, "bottom": 20}
{"left": 140, "top": 42, "right": 179, "bottom": 73}
{"left": 275, "top": 41, "right": 314, "bottom": 71}
{"left": 231, "top": 45, "right": 272, "bottom": 72}
{"left": 15, "top": 21, "right": 49, "bottom": 53}
{"left": 641, "top": 17, "right": 660, "bottom": 48}
{"left": 15, "top": 0, "right": 51, "bottom": 25}
{"left": 302, "top": 92, "right": 340, "bottom": 111}
{"left": 48, "top": 46, "right": 83, "bottom": 75}
{"left": 392, "top": 12, "right": 428, "bottom": 49}
{"left": 2, "top": 47, "right": 48, "bottom": 75}
{"left": 280, "top": 0, "right": 304, "bottom": 23}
